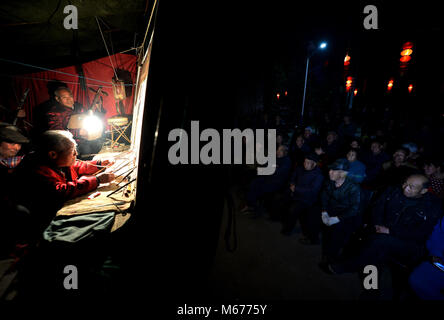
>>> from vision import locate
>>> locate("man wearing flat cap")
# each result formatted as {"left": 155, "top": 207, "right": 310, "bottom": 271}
{"left": 319, "top": 158, "right": 361, "bottom": 264}
{"left": 0, "top": 124, "right": 29, "bottom": 173}
{"left": 0, "top": 124, "right": 31, "bottom": 257}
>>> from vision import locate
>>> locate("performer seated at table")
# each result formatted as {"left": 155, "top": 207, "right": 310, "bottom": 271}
{"left": 19, "top": 130, "right": 115, "bottom": 232}
{"left": 35, "top": 86, "right": 104, "bottom": 159}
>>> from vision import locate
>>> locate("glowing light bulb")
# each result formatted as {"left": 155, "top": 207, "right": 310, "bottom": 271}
{"left": 83, "top": 114, "right": 103, "bottom": 139}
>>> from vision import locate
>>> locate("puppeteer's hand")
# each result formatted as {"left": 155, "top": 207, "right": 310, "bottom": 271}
{"left": 289, "top": 184, "right": 295, "bottom": 193}
{"left": 100, "top": 159, "right": 115, "bottom": 167}
{"left": 96, "top": 172, "right": 115, "bottom": 184}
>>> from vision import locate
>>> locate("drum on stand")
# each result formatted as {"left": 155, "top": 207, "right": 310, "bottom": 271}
{"left": 107, "top": 116, "right": 132, "bottom": 148}
{"left": 107, "top": 116, "right": 128, "bottom": 127}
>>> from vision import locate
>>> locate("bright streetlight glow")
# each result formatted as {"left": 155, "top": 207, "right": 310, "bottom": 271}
{"left": 319, "top": 42, "right": 327, "bottom": 49}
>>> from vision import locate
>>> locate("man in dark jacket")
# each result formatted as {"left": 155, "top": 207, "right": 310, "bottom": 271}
{"left": 361, "top": 140, "right": 390, "bottom": 188}
{"left": 242, "top": 145, "right": 291, "bottom": 213}
{"left": 378, "top": 148, "right": 418, "bottom": 189}
{"left": 0, "top": 124, "right": 31, "bottom": 257}
{"left": 289, "top": 135, "right": 311, "bottom": 168}
{"left": 321, "top": 131, "right": 340, "bottom": 162}
{"left": 281, "top": 153, "right": 324, "bottom": 243}
{"left": 325, "top": 174, "right": 442, "bottom": 275}
{"left": 409, "top": 217, "right": 444, "bottom": 300}
{"left": 320, "top": 159, "right": 361, "bottom": 263}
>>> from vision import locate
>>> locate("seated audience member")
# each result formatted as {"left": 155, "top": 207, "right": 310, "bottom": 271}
{"left": 273, "top": 115, "right": 286, "bottom": 133}
{"left": 303, "top": 126, "right": 319, "bottom": 149}
{"left": 380, "top": 148, "right": 418, "bottom": 188}
{"left": 319, "top": 159, "right": 361, "bottom": 264}
{"left": 0, "top": 124, "right": 31, "bottom": 256}
{"left": 313, "top": 144, "right": 329, "bottom": 175}
{"left": 361, "top": 140, "right": 390, "bottom": 188}
{"left": 241, "top": 145, "right": 291, "bottom": 214}
{"left": 402, "top": 143, "right": 421, "bottom": 168}
{"left": 337, "top": 115, "right": 357, "bottom": 141}
{"left": 338, "top": 137, "right": 361, "bottom": 158}
{"left": 276, "top": 133, "right": 285, "bottom": 148}
{"left": 289, "top": 135, "right": 311, "bottom": 167}
{"left": 423, "top": 158, "right": 444, "bottom": 199}
{"left": 281, "top": 153, "right": 324, "bottom": 243}
{"left": 350, "top": 139, "right": 361, "bottom": 150}
{"left": 318, "top": 113, "right": 337, "bottom": 139}
{"left": 321, "top": 131, "right": 340, "bottom": 162}
{"left": 409, "top": 217, "right": 444, "bottom": 300}
{"left": 344, "top": 148, "right": 366, "bottom": 184}
{"left": 324, "top": 174, "right": 442, "bottom": 275}
{"left": 20, "top": 130, "right": 115, "bottom": 233}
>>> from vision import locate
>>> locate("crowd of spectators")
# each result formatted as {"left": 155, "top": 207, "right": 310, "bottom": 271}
{"left": 239, "top": 108, "right": 444, "bottom": 300}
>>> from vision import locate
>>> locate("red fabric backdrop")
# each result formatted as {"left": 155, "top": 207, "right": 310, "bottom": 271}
{"left": 11, "top": 53, "right": 137, "bottom": 127}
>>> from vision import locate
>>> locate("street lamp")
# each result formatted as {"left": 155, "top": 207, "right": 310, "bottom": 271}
{"left": 300, "top": 41, "right": 327, "bottom": 124}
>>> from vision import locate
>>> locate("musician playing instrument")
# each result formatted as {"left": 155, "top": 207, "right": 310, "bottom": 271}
{"left": 43, "top": 87, "right": 103, "bottom": 158}
{"left": 19, "top": 130, "right": 115, "bottom": 231}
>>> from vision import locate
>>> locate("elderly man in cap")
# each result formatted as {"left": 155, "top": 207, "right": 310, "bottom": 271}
{"left": 0, "top": 124, "right": 31, "bottom": 257}
{"left": 320, "top": 158, "right": 361, "bottom": 264}
{"left": 0, "top": 124, "right": 30, "bottom": 201}
{"left": 0, "top": 123, "right": 29, "bottom": 172}
{"left": 281, "top": 153, "right": 324, "bottom": 244}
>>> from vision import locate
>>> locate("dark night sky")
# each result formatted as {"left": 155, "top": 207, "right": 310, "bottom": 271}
{"left": 1, "top": 0, "right": 442, "bottom": 111}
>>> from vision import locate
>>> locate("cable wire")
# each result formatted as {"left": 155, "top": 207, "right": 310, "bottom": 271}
{"left": 0, "top": 73, "right": 115, "bottom": 88}
{"left": 141, "top": 0, "right": 158, "bottom": 53}
{"left": 95, "top": 16, "right": 119, "bottom": 81}
{"left": 0, "top": 57, "right": 115, "bottom": 86}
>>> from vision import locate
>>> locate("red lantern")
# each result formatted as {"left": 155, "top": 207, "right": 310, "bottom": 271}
{"left": 408, "top": 84, "right": 413, "bottom": 93}
{"left": 402, "top": 42, "right": 413, "bottom": 50}
{"left": 387, "top": 79, "right": 394, "bottom": 91}
{"left": 400, "top": 55, "right": 412, "bottom": 63}
{"left": 346, "top": 77, "right": 353, "bottom": 91}
{"left": 344, "top": 54, "right": 351, "bottom": 66}
{"left": 400, "top": 42, "right": 413, "bottom": 68}
{"left": 401, "top": 49, "right": 413, "bottom": 56}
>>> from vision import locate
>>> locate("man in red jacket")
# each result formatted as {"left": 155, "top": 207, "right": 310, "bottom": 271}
{"left": 21, "top": 130, "right": 115, "bottom": 232}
